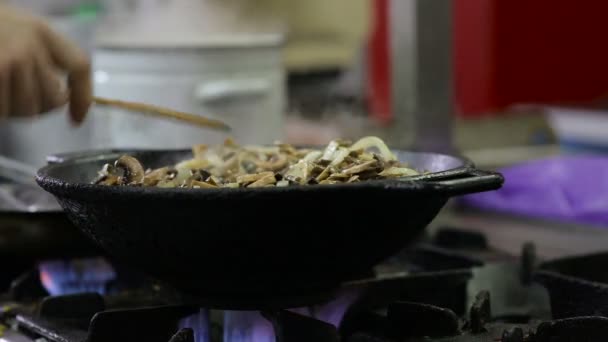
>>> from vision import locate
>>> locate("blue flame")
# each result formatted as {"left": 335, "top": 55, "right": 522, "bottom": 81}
{"left": 38, "top": 258, "right": 117, "bottom": 296}
{"left": 178, "top": 309, "right": 210, "bottom": 342}
{"left": 223, "top": 311, "right": 274, "bottom": 342}
{"left": 180, "top": 290, "right": 360, "bottom": 342}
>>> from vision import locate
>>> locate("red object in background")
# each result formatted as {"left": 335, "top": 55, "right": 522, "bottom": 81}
{"left": 367, "top": 0, "right": 392, "bottom": 124}
{"left": 453, "top": 0, "right": 498, "bottom": 116}
{"left": 455, "top": 0, "right": 608, "bottom": 117}
{"left": 368, "top": 0, "right": 608, "bottom": 120}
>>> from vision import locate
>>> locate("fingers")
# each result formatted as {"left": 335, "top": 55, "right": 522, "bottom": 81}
{"left": 9, "top": 53, "right": 38, "bottom": 118}
{"left": 34, "top": 53, "right": 68, "bottom": 114}
{"left": 0, "top": 61, "right": 9, "bottom": 120}
{"left": 39, "top": 23, "right": 92, "bottom": 123}
{"left": 67, "top": 61, "right": 92, "bottom": 124}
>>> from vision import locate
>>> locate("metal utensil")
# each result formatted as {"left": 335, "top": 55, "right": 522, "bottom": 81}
{"left": 0, "top": 156, "right": 61, "bottom": 212}
{"left": 94, "top": 96, "right": 232, "bottom": 132}
{"left": 0, "top": 155, "right": 38, "bottom": 185}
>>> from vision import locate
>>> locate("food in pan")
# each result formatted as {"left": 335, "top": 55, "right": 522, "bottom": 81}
{"left": 93, "top": 136, "right": 420, "bottom": 188}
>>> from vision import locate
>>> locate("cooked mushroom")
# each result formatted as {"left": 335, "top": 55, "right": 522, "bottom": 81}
{"left": 192, "top": 144, "right": 208, "bottom": 159}
{"left": 247, "top": 173, "right": 277, "bottom": 188}
{"left": 254, "top": 153, "right": 288, "bottom": 171}
{"left": 347, "top": 175, "right": 360, "bottom": 183}
{"left": 190, "top": 169, "right": 212, "bottom": 181}
{"left": 284, "top": 161, "right": 314, "bottom": 184}
{"left": 93, "top": 164, "right": 121, "bottom": 185}
{"left": 143, "top": 167, "right": 173, "bottom": 186}
{"left": 327, "top": 173, "right": 350, "bottom": 181}
{"left": 276, "top": 180, "right": 290, "bottom": 187}
{"left": 191, "top": 180, "right": 217, "bottom": 189}
{"left": 342, "top": 161, "right": 379, "bottom": 175}
{"left": 237, "top": 171, "right": 274, "bottom": 185}
{"left": 93, "top": 136, "right": 419, "bottom": 188}
{"left": 212, "top": 175, "right": 224, "bottom": 184}
{"left": 114, "top": 155, "right": 145, "bottom": 184}
{"left": 176, "top": 159, "right": 210, "bottom": 173}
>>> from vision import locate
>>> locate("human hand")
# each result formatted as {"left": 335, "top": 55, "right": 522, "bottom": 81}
{"left": 0, "top": 5, "right": 92, "bottom": 123}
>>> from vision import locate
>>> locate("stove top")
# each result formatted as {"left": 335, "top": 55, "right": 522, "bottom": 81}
{"left": 0, "top": 227, "right": 607, "bottom": 342}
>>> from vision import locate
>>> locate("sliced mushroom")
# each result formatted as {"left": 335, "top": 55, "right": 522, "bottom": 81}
{"left": 143, "top": 167, "right": 171, "bottom": 186}
{"left": 277, "top": 143, "right": 298, "bottom": 156}
{"left": 315, "top": 166, "right": 333, "bottom": 182}
{"left": 327, "top": 173, "right": 350, "bottom": 181}
{"left": 93, "top": 136, "right": 412, "bottom": 188}
{"left": 276, "top": 180, "right": 290, "bottom": 187}
{"left": 207, "top": 175, "right": 223, "bottom": 186}
{"left": 157, "top": 180, "right": 178, "bottom": 188}
{"left": 254, "top": 153, "right": 289, "bottom": 171}
{"left": 347, "top": 175, "right": 360, "bottom": 183}
{"left": 284, "top": 160, "right": 313, "bottom": 185}
{"left": 192, "top": 144, "right": 208, "bottom": 159}
{"left": 357, "top": 170, "right": 381, "bottom": 180}
{"left": 237, "top": 171, "right": 274, "bottom": 185}
{"left": 248, "top": 174, "right": 277, "bottom": 188}
{"left": 302, "top": 150, "right": 323, "bottom": 163}
{"left": 342, "top": 160, "right": 379, "bottom": 175}
{"left": 94, "top": 164, "right": 121, "bottom": 185}
{"left": 114, "top": 155, "right": 145, "bottom": 184}
{"left": 191, "top": 180, "right": 218, "bottom": 189}
{"left": 176, "top": 158, "right": 211, "bottom": 173}
{"left": 224, "top": 137, "right": 238, "bottom": 147}
{"left": 189, "top": 169, "right": 212, "bottom": 182}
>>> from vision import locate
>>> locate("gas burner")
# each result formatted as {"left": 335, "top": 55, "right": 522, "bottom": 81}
{"left": 535, "top": 252, "right": 608, "bottom": 319}
{"left": 0, "top": 228, "right": 607, "bottom": 341}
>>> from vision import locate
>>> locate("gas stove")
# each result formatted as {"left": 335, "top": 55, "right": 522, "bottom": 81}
{"left": 0, "top": 227, "right": 607, "bottom": 342}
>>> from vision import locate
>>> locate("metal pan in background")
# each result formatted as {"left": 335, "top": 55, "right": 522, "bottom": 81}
{"left": 36, "top": 148, "right": 504, "bottom": 309}
{"left": 0, "top": 155, "right": 101, "bottom": 278}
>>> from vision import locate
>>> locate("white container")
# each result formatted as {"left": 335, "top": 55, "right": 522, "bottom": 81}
{"left": 545, "top": 106, "right": 608, "bottom": 149}
{"left": 91, "top": 41, "right": 285, "bottom": 149}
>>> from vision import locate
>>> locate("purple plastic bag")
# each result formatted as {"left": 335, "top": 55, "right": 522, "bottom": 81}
{"left": 460, "top": 155, "right": 608, "bottom": 226}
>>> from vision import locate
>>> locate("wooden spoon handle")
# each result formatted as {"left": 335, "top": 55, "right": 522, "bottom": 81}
{"left": 93, "top": 96, "right": 231, "bottom": 132}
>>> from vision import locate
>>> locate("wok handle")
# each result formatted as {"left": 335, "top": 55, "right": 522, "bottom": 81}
{"left": 421, "top": 169, "right": 504, "bottom": 196}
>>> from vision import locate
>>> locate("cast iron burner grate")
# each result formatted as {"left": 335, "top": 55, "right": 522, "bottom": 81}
{"left": 1, "top": 228, "right": 608, "bottom": 341}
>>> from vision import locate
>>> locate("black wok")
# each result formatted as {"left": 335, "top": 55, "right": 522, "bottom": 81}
{"left": 36, "top": 149, "right": 503, "bottom": 308}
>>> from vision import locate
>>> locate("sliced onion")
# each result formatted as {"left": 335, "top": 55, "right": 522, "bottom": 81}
{"left": 243, "top": 145, "right": 280, "bottom": 154}
{"left": 321, "top": 140, "right": 340, "bottom": 160}
{"left": 378, "top": 167, "right": 419, "bottom": 178}
{"left": 329, "top": 147, "right": 350, "bottom": 167}
{"left": 302, "top": 151, "right": 322, "bottom": 163}
{"left": 349, "top": 136, "right": 397, "bottom": 161}
{"left": 176, "top": 158, "right": 210, "bottom": 171}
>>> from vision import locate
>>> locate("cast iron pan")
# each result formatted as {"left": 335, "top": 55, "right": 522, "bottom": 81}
{"left": 36, "top": 149, "right": 504, "bottom": 309}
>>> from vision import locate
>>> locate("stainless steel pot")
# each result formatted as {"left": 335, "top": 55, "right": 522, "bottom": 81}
{"left": 91, "top": 38, "right": 285, "bottom": 150}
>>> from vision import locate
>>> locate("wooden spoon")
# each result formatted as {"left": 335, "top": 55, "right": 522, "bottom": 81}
{"left": 94, "top": 97, "right": 231, "bottom": 132}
